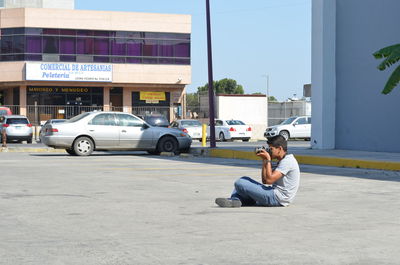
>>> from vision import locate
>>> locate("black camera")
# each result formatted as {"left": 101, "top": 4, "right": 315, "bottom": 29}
{"left": 254, "top": 146, "right": 271, "bottom": 155}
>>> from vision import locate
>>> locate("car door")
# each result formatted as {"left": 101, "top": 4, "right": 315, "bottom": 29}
{"left": 293, "top": 117, "right": 308, "bottom": 137}
{"left": 117, "top": 113, "right": 154, "bottom": 148}
{"left": 86, "top": 113, "right": 119, "bottom": 148}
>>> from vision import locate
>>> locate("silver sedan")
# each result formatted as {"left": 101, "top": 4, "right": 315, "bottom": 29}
{"left": 41, "top": 111, "right": 192, "bottom": 156}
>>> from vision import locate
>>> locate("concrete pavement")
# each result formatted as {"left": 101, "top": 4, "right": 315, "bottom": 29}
{"left": 2, "top": 140, "right": 400, "bottom": 171}
{"left": 1, "top": 152, "right": 400, "bottom": 264}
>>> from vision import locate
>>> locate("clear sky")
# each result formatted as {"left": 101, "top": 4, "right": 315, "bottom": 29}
{"left": 75, "top": 0, "right": 311, "bottom": 101}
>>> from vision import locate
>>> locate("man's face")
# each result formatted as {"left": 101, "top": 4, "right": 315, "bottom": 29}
{"left": 268, "top": 145, "right": 282, "bottom": 159}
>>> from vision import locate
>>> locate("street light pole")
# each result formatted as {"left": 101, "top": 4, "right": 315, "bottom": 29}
{"left": 262, "top": 74, "right": 270, "bottom": 100}
{"left": 206, "top": 0, "right": 216, "bottom": 148}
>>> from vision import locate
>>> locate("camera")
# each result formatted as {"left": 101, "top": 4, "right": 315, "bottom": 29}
{"left": 254, "top": 146, "right": 271, "bottom": 155}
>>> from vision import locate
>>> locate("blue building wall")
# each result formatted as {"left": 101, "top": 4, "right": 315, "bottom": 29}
{"left": 335, "top": 0, "right": 400, "bottom": 152}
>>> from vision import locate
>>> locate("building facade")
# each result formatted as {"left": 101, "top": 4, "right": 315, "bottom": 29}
{"left": 312, "top": 0, "right": 400, "bottom": 152}
{"left": 0, "top": 7, "right": 191, "bottom": 123}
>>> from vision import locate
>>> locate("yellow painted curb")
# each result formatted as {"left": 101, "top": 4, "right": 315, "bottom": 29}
{"left": 209, "top": 149, "right": 400, "bottom": 171}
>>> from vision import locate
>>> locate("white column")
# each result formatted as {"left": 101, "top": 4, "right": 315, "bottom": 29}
{"left": 311, "top": 0, "right": 336, "bottom": 149}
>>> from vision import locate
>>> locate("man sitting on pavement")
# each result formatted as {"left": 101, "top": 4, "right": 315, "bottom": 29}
{"left": 215, "top": 135, "right": 300, "bottom": 207}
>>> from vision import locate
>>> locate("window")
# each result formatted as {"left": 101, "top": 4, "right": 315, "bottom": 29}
{"left": 215, "top": 120, "right": 223, "bottom": 126}
{"left": 0, "top": 27, "right": 190, "bottom": 65}
{"left": 296, "top": 118, "right": 307, "bottom": 125}
{"left": 89, "top": 114, "right": 117, "bottom": 126}
{"left": 117, "top": 114, "right": 143, "bottom": 127}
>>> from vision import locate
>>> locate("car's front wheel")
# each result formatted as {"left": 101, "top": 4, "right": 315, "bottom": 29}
{"left": 157, "top": 136, "right": 178, "bottom": 154}
{"left": 279, "top": 130, "right": 290, "bottom": 140}
{"left": 73, "top": 137, "right": 94, "bottom": 156}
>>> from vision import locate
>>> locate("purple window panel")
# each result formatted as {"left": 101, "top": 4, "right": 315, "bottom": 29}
{"left": 13, "top": 36, "right": 25, "bottom": 53}
{"left": 93, "top": 31, "right": 109, "bottom": 37}
{"left": 43, "top": 29, "right": 60, "bottom": 35}
{"left": 24, "top": 54, "right": 42, "bottom": 61}
{"left": 77, "top": 38, "right": 93, "bottom": 54}
{"left": 94, "top": 38, "right": 109, "bottom": 55}
{"left": 111, "top": 57, "right": 125, "bottom": 63}
{"left": 175, "top": 58, "right": 190, "bottom": 65}
{"left": 60, "top": 55, "right": 76, "bottom": 62}
{"left": 93, "top": 56, "right": 109, "bottom": 63}
{"left": 159, "top": 58, "right": 174, "bottom": 64}
{"left": 26, "top": 36, "right": 42, "bottom": 53}
{"left": 43, "top": 36, "right": 59, "bottom": 54}
{"left": 142, "top": 58, "right": 157, "bottom": 64}
{"left": 59, "top": 29, "right": 76, "bottom": 36}
{"left": 159, "top": 41, "right": 173, "bottom": 57}
{"left": 77, "top": 30, "right": 93, "bottom": 36}
{"left": 126, "top": 57, "right": 141, "bottom": 63}
{"left": 111, "top": 38, "right": 126, "bottom": 56}
{"left": 174, "top": 42, "right": 190, "bottom": 58}
{"left": 143, "top": 40, "right": 158, "bottom": 57}
{"left": 1, "top": 36, "right": 12, "bottom": 53}
{"left": 127, "top": 40, "right": 142, "bottom": 56}
{"left": 60, "top": 37, "right": 76, "bottom": 54}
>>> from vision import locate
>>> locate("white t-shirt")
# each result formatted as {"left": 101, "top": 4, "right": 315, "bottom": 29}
{"left": 272, "top": 154, "right": 300, "bottom": 206}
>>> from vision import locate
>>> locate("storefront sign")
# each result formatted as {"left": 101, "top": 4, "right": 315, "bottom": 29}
{"left": 140, "top": 92, "right": 166, "bottom": 101}
{"left": 25, "top": 62, "right": 113, "bottom": 82}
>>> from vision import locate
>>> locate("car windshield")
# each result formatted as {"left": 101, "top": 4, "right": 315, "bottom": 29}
{"left": 226, "top": 120, "right": 245, "bottom": 125}
{"left": 6, "top": 118, "right": 28, "bottom": 124}
{"left": 181, "top": 120, "right": 202, "bottom": 127}
{"left": 68, "top": 112, "right": 91, "bottom": 123}
{"left": 0, "top": 110, "right": 8, "bottom": 116}
{"left": 52, "top": 119, "right": 67, "bottom": 124}
{"left": 281, "top": 117, "right": 297, "bottom": 125}
{"left": 145, "top": 116, "right": 169, "bottom": 126}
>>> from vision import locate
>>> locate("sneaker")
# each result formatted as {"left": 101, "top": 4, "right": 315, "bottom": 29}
{"left": 215, "top": 198, "right": 242, "bottom": 208}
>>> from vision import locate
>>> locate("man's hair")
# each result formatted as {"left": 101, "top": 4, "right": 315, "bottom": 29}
{"left": 267, "top": 135, "right": 287, "bottom": 152}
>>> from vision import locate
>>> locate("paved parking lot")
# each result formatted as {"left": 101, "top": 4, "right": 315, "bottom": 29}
{"left": 1, "top": 152, "right": 400, "bottom": 265}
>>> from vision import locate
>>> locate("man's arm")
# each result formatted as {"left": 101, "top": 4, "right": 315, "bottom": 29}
{"left": 258, "top": 150, "right": 283, "bottom": 184}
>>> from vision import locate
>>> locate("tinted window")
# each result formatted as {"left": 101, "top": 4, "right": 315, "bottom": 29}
{"left": 68, "top": 112, "right": 91, "bottom": 123}
{"left": 6, "top": 118, "right": 29, "bottom": 124}
{"left": 215, "top": 120, "right": 223, "bottom": 126}
{"left": 89, "top": 113, "right": 117, "bottom": 126}
{"left": 281, "top": 117, "right": 297, "bottom": 125}
{"left": 0, "top": 110, "right": 8, "bottom": 116}
{"left": 181, "top": 120, "right": 201, "bottom": 127}
{"left": 144, "top": 115, "right": 169, "bottom": 127}
{"left": 296, "top": 118, "right": 307, "bottom": 125}
{"left": 117, "top": 114, "right": 143, "bottom": 127}
{"left": 226, "top": 120, "right": 245, "bottom": 125}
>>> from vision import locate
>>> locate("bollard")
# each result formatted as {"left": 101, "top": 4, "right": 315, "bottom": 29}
{"left": 1, "top": 128, "right": 6, "bottom": 148}
{"left": 201, "top": 123, "right": 207, "bottom": 147}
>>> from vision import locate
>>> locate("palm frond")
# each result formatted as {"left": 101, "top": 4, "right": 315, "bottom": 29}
{"left": 373, "top": 44, "right": 400, "bottom": 59}
{"left": 382, "top": 65, "right": 400, "bottom": 94}
{"left": 377, "top": 49, "right": 400, "bottom": 70}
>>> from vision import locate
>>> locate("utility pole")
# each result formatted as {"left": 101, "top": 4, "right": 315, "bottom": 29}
{"left": 206, "top": 0, "right": 216, "bottom": 148}
{"left": 262, "top": 74, "right": 270, "bottom": 100}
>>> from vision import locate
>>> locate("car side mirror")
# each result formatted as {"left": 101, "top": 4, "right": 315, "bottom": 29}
{"left": 293, "top": 123, "right": 296, "bottom": 127}
{"left": 142, "top": 123, "right": 150, "bottom": 129}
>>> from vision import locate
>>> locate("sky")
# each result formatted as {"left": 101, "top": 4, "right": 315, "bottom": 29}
{"left": 75, "top": 0, "right": 311, "bottom": 101}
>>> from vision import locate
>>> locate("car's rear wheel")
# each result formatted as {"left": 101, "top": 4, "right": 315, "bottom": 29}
{"left": 73, "top": 137, "right": 94, "bottom": 156}
{"left": 65, "top": 148, "right": 77, "bottom": 156}
{"left": 157, "top": 136, "right": 178, "bottom": 154}
{"left": 27, "top": 138, "right": 32, "bottom": 144}
{"left": 242, "top": 138, "right": 250, "bottom": 142}
{"left": 219, "top": 132, "right": 226, "bottom": 142}
{"left": 279, "top": 130, "right": 290, "bottom": 140}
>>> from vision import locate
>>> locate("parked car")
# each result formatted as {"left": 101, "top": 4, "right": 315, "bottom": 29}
{"left": 142, "top": 114, "right": 170, "bottom": 128}
{"left": 208, "top": 119, "right": 252, "bottom": 142}
{"left": 39, "top": 119, "right": 67, "bottom": 140}
{"left": 40, "top": 111, "right": 192, "bottom": 156}
{"left": 170, "top": 119, "right": 203, "bottom": 141}
{"left": 264, "top": 116, "right": 311, "bottom": 141}
{"left": 0, "top": 115, "right": 33, "bottom": 143}
{"left": 0, "top": 106, "right": 12, "bottom": 116}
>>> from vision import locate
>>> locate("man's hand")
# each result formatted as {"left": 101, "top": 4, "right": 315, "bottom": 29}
{"left": 256, "top": 149, "right": 271, "bottom": 161}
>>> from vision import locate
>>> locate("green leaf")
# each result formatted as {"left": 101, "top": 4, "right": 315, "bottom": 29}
{"left": 373, "top": 44, "right": 400, "bottom": 59}
{"left": 382, "top": 65, "right": 400, "bottom": 94}
{"left": 377, "top": 49, "right": 400, "bottom": 70}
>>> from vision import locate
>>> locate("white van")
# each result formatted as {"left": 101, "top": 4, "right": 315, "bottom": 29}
{"left": 264, "top": 116, "right": 311, "bottom": 141}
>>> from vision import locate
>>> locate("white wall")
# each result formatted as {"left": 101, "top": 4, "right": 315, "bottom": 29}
{"left": 3, "top": 0, "right": 74, "bottom": 9}
{"left": 216, "top": 95, "right": 268, "bottom": 140}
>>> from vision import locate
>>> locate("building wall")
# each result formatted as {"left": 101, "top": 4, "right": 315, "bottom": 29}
{"left": 216, "top": 95, "right": 268, "bottom": 140}
{"left": 312, "top": 0, "right": 400, "bottom": 152}
{"left": 0, "top": 8, "right": 191, "bottom": 33}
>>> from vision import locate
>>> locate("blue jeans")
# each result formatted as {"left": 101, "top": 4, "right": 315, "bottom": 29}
{"left": 231, "top": 176, "right": 282, "bottom": 207}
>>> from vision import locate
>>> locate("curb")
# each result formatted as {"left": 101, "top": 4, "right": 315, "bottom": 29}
{"left": 192, "top": 148, "right": 400, "bottom": 171}
{"left": 0, "top": 147, "right": 65, "bottom": 153}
